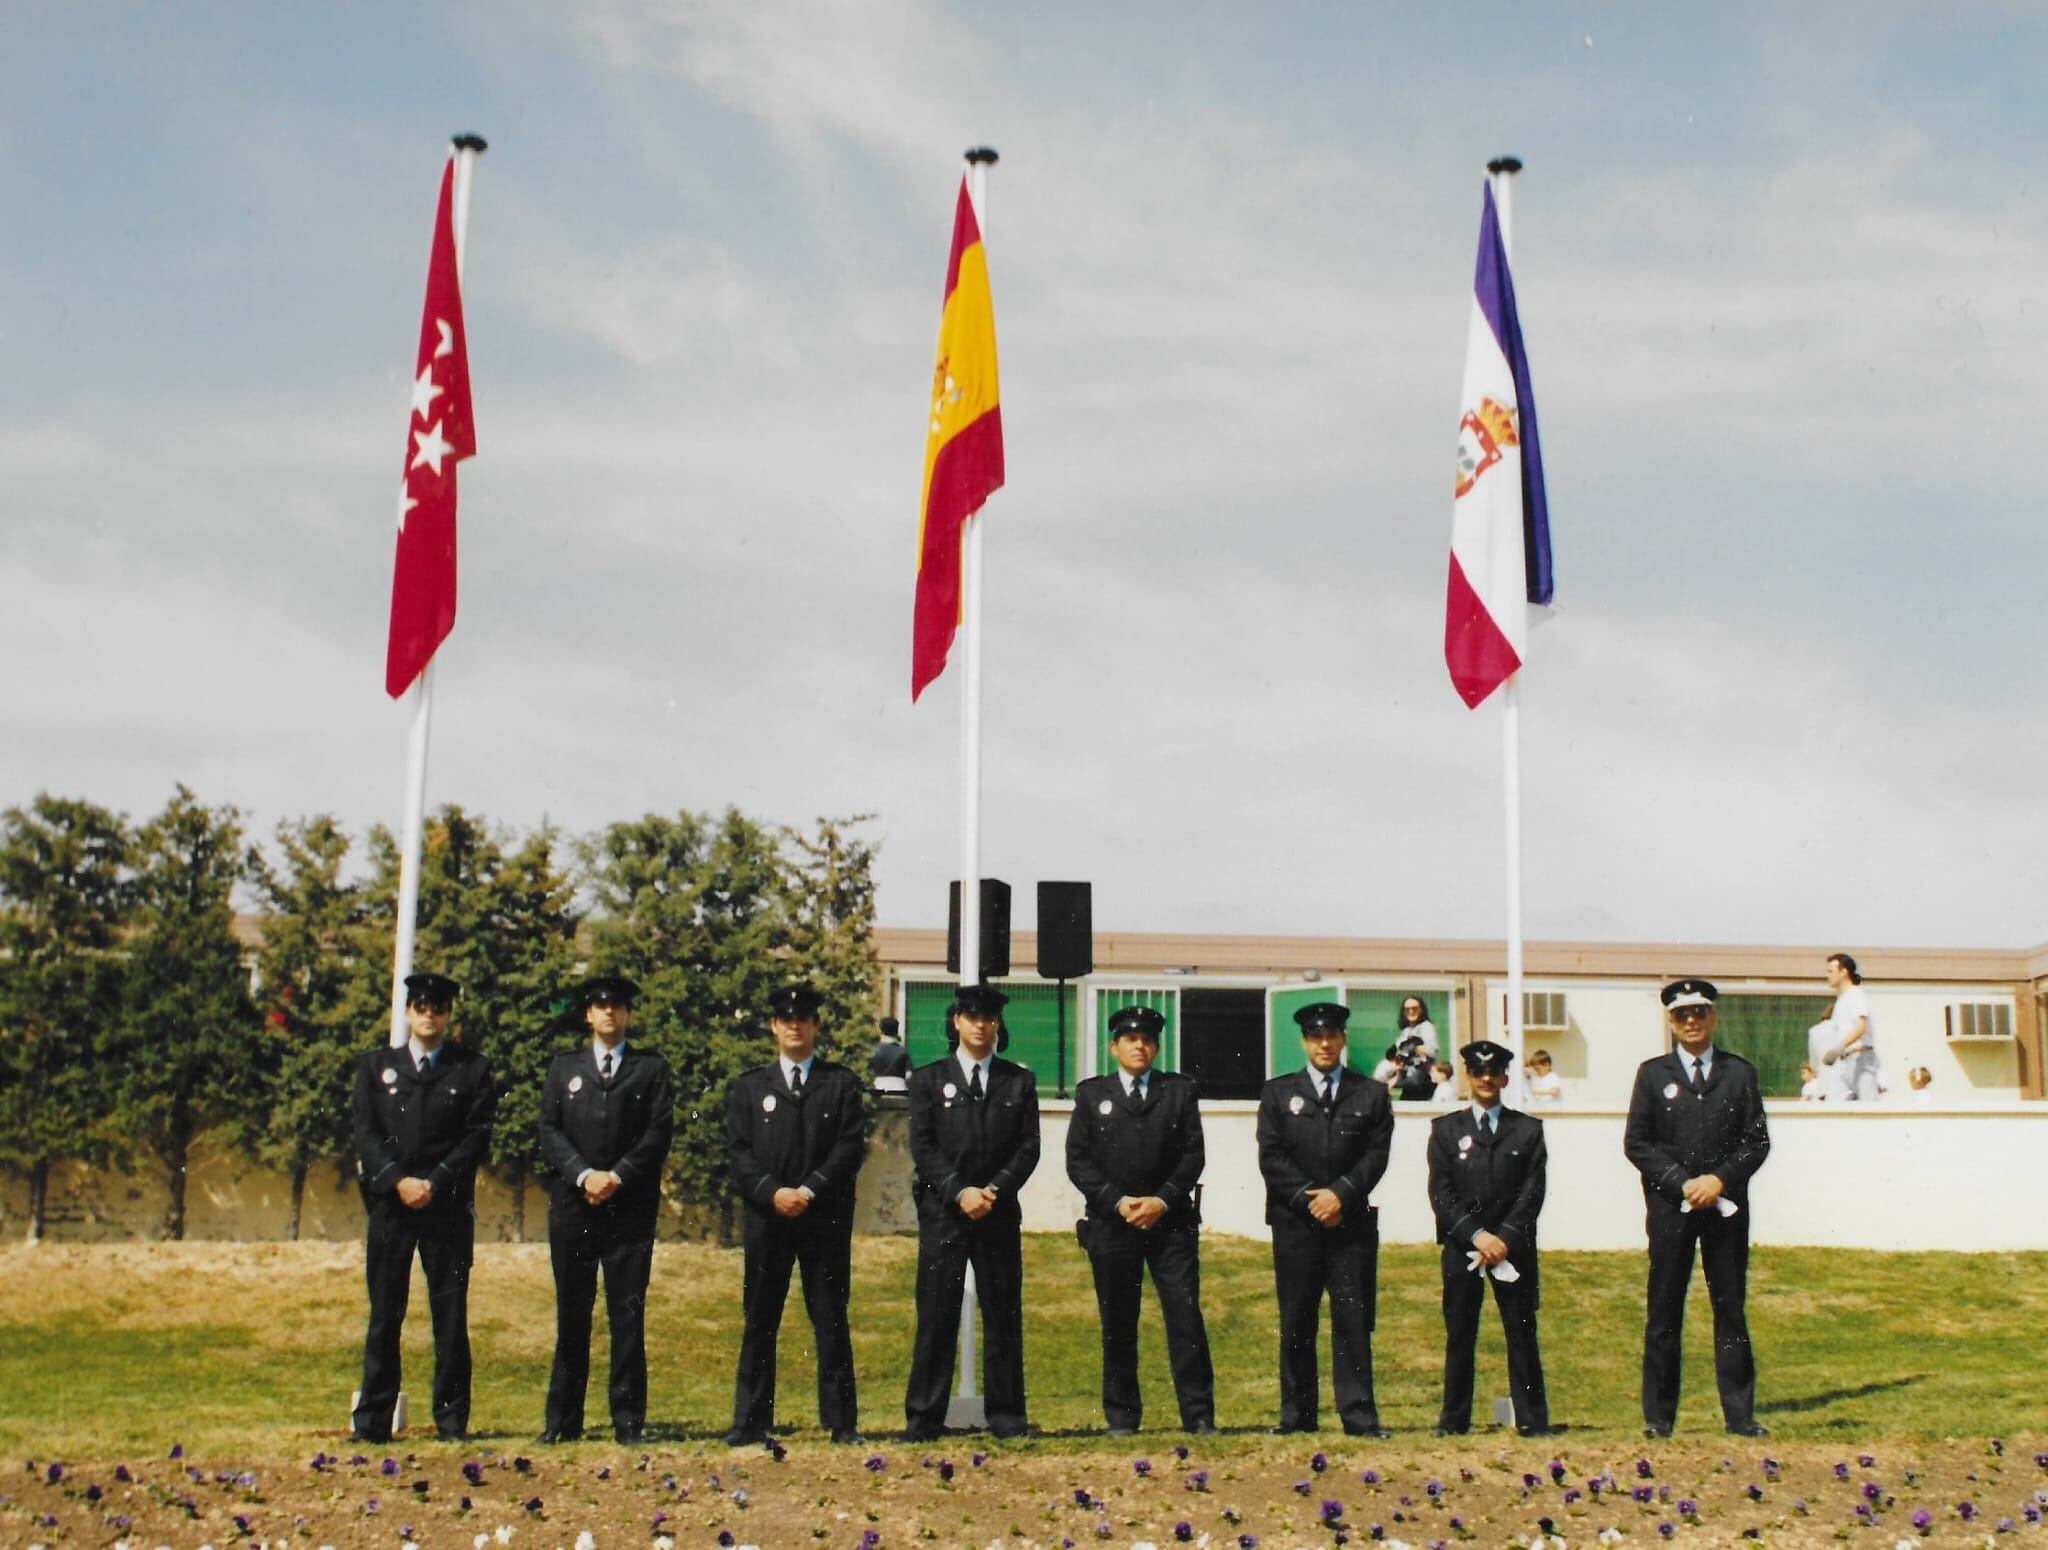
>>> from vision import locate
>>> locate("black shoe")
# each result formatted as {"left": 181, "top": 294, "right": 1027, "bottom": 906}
{"left": 437, "top": 1429, "right": 471, "bottom": 1443}
{"left": 348, "top": 1431, "right": 391, "bottom": 1446}
{"left": 1106, "top": 1424, "right": 1139, "bottom": 1437}
{"left": 1727, "top": 1421, "right": 1769, "bottom": 1438}
{"left": 1186, "top": 1421, "right": 1218, "bottom": 1435}
{"left": 1644, "top": 1423, "right": 1672, "bottom": 1440}
{"left": 1270, "top": 1424, "right": 1311, "bottom": 1435}
{"left": 1347, "top": 1426, "right": 1393, "bottom": 1439}
{"left": 830, "top": 1428, "right": 865, "bottom": 1445}
{"left": 724, "top": 1428, "right": 766, "bottom": 1448}
{"left": 1434, "top": 1426, "right": 1469, "bottom": 1437}
{"left": 614, "top": 1424, "right": 645, "bottom": 1445}
{"left": 537, "top": 1427, "right": 582, "bottom": 1444}
{"left": 988, "top": 1422, "right": 1030, "bottom": 1440}
{"left": 1518, "top": 1425, "right": 1560, "bottom": 1438}
{"left": 903, "top": 1425, "right": 944, "bottom": 1443}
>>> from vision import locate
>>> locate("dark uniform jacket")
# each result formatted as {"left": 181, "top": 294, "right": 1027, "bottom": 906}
{"left": 1622, "top": 1048, "right": 1771, "bottom": 1209}
{"left": 352, "top": 1040, "right": 497, "bottom": 1218}
{"left": 907, "top": 1055, "right": 1040, "bottom": 1221}
{"left": 538, "top": 1043, "right": 676, "bottom": 1237}
{"left": 1255, "top": 1067, "right": 1393, "bottom": 1229}
{"left": 1065, "top": 1070, "right": 1204, "bottom": 1225}
{"left": 726, "top": 1058, "right": 866, "bottom": 1222}
{"left": 1425, "top": 1105, "right": 1546, "bottom": 1258}
{"left": 872, "top": 1039, "right": 912, "bottom": 1081}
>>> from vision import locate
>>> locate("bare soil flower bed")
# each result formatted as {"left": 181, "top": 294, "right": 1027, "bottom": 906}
{"left": 8, "top": 1434, "right": 2044, "bottom": 1550}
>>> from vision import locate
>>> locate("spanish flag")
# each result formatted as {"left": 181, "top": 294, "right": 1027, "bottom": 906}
{"left": 911, "top": 179, "right": 1005, "bottom": 702}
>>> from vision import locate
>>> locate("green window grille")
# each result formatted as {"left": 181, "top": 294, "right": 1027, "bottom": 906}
{"left": 1094, "top": 987, "right": 1179, "bottom": 1074}
{"left": 902, "top": 979, "right": 1081, "bottom": 1096}
{"left": 1706, "top": 993, "right": 1833, "bottom": 1098}
{"left": 1268, "top": 986, "right": 1455, "bottom": 1077}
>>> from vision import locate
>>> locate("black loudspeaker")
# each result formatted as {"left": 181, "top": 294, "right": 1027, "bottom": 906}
{"left": 946, "top": 879, "right": 1012, "bottom": 980}
{"left": 1036, "top": 881, "right": 1094, "bottom": 980}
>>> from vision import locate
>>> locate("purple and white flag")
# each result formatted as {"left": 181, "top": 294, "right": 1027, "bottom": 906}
{"left": 1446, "top": 181, "right": 1552, "bottom": 709}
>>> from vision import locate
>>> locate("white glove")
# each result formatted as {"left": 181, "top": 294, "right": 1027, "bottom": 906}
{"left": 1678, "top": 1197, "right": 1739, "bottom": 1217}
{"left": 1464, "top": 1250, "right": 1522, "bottom": 1282}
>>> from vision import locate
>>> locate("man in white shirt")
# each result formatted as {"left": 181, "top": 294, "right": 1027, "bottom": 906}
{"left": 1822, "top": 953, "right": 1882, "bottom": 1101}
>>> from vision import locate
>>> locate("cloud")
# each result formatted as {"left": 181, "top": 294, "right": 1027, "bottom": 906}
{"left": 4, "top": 4, "right": 2043, "bottom": 953}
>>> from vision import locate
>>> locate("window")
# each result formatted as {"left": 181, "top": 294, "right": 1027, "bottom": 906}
{"left": 903, "top": 979, "right": 1081, "bottom": 1096}
{"left": 1705, "top": 993, "right": 1831, "bottom": 1098}
{"left": 1176, "top": 988, "right": 1267, "bottom": 1100}
{"left": 1094, "top": 987, "right": 1177, "bottom": 1075}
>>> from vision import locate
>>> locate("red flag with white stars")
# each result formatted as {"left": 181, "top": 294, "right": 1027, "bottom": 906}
{"left": 384, "top": 156, "right": 476, "bottom": 699}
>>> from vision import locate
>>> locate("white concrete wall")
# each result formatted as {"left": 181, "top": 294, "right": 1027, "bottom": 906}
{"left": 10, "top": 1096, "right": 2041, "bottom": 1252}
{"left": 1013, "top": 1100, "right": 2048, "bottom": 1252}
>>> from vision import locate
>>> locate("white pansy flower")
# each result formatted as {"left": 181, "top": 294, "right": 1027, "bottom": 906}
{"left": 577, "top": 1535, "right": 598, "bottom": 1550}
{"left": 498, "top": 1529, "right": 517, "bottom": 1546}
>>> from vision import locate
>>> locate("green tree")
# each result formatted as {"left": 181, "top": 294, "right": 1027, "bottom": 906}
{"left": 581, "top": 809, "right": 878, "bottom": 1240}
{"left": 248, "top": 815, "right": 380, "bottom": 1239}
{"left": 356, "top": 807, "right": 581, "bottom": 1240}
{"left": 113, "top": 787, "right": 260, "bottom": 1240}
{"left": 783, "top": 814, "right": 881, "bottom": 1053}
{"left": 0, "top": 795, "right": 132, "bottom": 1241}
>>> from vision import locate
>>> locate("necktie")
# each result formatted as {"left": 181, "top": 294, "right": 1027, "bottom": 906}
{"left": 969, "top": 1065, "right": 984, "bottom": 1102}
{"left": 1322, "top": 1075, "right": 1338, "bottom": 1110}
{"left": 790, "top": 1065, "right": 805, "bottom": 1100}
{"left": 601, "top": 1051, "right": 615, "bottom": 1083}
{"left": 1128, "top": 1077, "right": 1144, "bottom": 1111}
{"left": 417, "top": 1051, "right": 434, "bottom": 1076}
{"left": 1689, "top": 1058, "right": 1706, "bottom": 1096}
{"left": 1482, "top": 1110, "right": 1495, "bottom": 1136}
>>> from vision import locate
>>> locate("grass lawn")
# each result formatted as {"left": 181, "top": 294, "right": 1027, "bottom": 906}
{"left": 1, "top": 1236, "right": 2042, "bottom": 1453}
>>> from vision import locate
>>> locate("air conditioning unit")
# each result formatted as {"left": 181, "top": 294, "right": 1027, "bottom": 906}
{"left": 1502, "top": 990, "right": 1569, "bottom": 1030}
{"left": 1945, "top": 1002, "right": 2013, "bottom": 1041}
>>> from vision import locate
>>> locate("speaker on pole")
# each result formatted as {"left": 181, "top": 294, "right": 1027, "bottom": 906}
{"left": 1036, "top": 881, "right": 1094, "bottom": 980}
{"left": 946, "top": 879, "right": 1012, "bottom": 980}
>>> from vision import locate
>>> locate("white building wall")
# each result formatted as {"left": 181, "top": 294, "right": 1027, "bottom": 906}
{"left": 1472, "top": 980, "right": 2026, "bottom": 1105}
{"left": 1013, "top": 1101, "right": 2048, "bottom": 1252}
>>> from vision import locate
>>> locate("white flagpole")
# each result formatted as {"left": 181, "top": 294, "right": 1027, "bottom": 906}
{"left": 388, "top": 133, "right": 486, "bottom": 1048}
{"left": 958, "top": 147, "right": 996, "bottom": 1003}
{"left": 1488, "top": 154, "right": 1527, "bottom": 1104}
{"left": 948, "top": 142, "right": 998, "bottom": 1429}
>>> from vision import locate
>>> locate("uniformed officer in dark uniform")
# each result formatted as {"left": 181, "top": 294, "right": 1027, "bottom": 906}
{"left": 1425, "top": 1038, "right": 1552, "bottom": 1437}
{"left": 350, "top": 971, "right": 497, "bottom": 1442}
{"left": 1623, "top": 978, "right": 1772, "bottom": 1438}
{"left": 904, "top": 984, "right": 1042, "bottom": 1440}
{"left": 1254, "top": 1002, "right": 1394, "bottom": 1436}
{"left": 725, "top": 983, "right": 868, "bottom": 1445}
{"left": 536, "top": 973, "right": 675, "bottom": 1443}
{"left": 1065, "top": 1004, "right": 1216, "bottom": 1435}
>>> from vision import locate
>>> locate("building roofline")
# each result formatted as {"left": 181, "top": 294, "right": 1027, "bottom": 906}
{"left": 876, "top": 926, "right": 2048, "bottom": 985}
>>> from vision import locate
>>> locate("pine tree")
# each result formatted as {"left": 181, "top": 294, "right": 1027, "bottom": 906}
{"left": 248, "top": 815, "right": 380, "bottom": 1239}
{"left": 113, "top": 787, "right": 259, "bottom": 1240}
{"left": 0, "top": 795, "right": 131, "bottom": 1241}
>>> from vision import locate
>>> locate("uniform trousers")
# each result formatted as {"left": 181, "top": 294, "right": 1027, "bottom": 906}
{"left": 1642, "top": 1206, "right": 1755, "bottom": 1429}
{"left": 1438, "top": 1246, "right": 1548, "bottom": 1432}
{"left": 544, "top": 1217, "right": 655, "bottom": 1436}
{"left": 1083, "top": 1218, "right": 1214, "bottom": 1430}
{"left": 732, "top": 1211, "right": 858, "bottom": 1434}
{"left": 905, "top": 1212, "right": 1027, "bottom": 1433}
{"left": 355, "top": 1202, "right": 473, "bottom": 1438}
{"left": 1271, "top": 1216, "right": 1379, "bottom": 1432}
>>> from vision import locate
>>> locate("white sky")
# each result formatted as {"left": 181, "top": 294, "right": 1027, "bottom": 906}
{"left": 3, "top": 3, "right": 2044, "bottom": 950}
